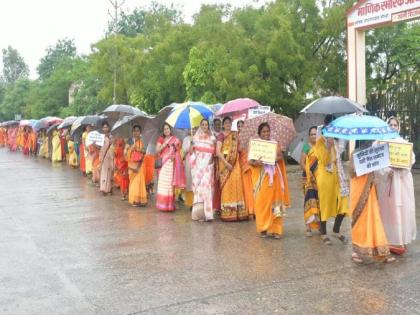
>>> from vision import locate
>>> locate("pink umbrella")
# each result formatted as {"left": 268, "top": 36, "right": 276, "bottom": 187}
{"left": 19, "top": 120, "right": 31, "bottom": 127}
{"left": 216, "top": 98, "right": 260, "bottom": 116}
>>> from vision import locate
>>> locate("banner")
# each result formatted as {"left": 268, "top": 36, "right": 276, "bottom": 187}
{"left": 248, "top": 106, "right": 271, "bottom": 119}
{"left": 248, "top": 139, "right": 277, "bottom": 165}
{"left": 87, "top": 131, "right": 105, "bottom": 147}
{"left": 353, "top": 144, "right": 390, "bottom": 176}
{"left": 379, "top": 140, "right": 413, "bottom": 168}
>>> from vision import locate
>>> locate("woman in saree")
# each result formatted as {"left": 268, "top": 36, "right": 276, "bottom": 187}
{"left": 216, "top": 117, "right": 247, "bottom": 222}
{"left": 190, "top": 119, "right": 216, "bottom": 221}
{"left": 350, "top": 142, "right": 394, "bottom": 264}
{"left": 182, "top": 128, "right": 196, "bottom": 209}
{"left": 156, "top": 123, "right": 185, "bottom": 212}
{"left": 250, "top": 123, "right": 290, "bottom": 239}
{"left": 300, "top": 126, "right": 320, "bottom": 237}
{"left": 83, "top": 125, "right": 94, "bottom": 176}
{"left": 375, "top": 116, "right": 416, "bottom": 255}
{"left": 0, "top": 127, "right": 5, "bottom": 147}
{"left": 90, "top": 143, "right": 101, "bottom": 184}
{"left": 22, "top": 127, "right": 30, "bottom": 155}
{"left": 78, "top": 128, "right": 86, "bottom": 174}
{"left": 51, "top": 129, "right": 62, "bottom": 162}
{"left": 68, "top": 139, "right": 78, "bottom": 168}
{"left": 127, "top": 125, "right": 147, "bottom": 206}
{"left": 238, "top": 120, "right": 255, "bottom": 220}
{"left": 29, "top": 128, "right": 37, "bottom": 155}
{"left": 114, "top": 138, "right": 129, "bottom": 200}
{"left": 143, "top": 153, "right": 155, "bottom": 195}
{"left": 99, "top": 122, "right": 114, "bottom": 195}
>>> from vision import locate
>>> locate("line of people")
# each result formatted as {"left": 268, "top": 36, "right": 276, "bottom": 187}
{"left": 300, "top": 115, "right": 416, "bottom": 264}
{"left": 0, "top": 117, "right": 291, "bottom": 239}
{"left": 0, "top": 115, "right": 416, "bottom": 264}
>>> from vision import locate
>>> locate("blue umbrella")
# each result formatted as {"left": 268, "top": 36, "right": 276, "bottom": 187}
{"left": 322, "top": 115, "right": 399, "bottom": 140}
{"left": 166, "top": 101, "right": 213, "bottom": 129}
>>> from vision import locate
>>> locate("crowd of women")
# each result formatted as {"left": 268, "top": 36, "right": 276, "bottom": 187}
{"left": 0, "top": 114, "right": 417, "bottom": 265}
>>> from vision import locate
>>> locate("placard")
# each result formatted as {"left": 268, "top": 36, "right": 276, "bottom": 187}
{"left": 379, "top": 140, "right": 413, "bottom": 169}
{"left": 248, "top": 106, "right": 271, "bottom": 119}
{"left": 87, "top": 131, "right": 105, "bottom": 147}
{"left": 248, "top": 139, "right": 277, "bottom": 165}
{"left": 353, "top": 144, "right": 390, "bottom": 176}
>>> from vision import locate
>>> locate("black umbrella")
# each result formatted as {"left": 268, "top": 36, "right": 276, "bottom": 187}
{"left": 102, "top": 104, "right": 148, "bottom": 124}
{"left": 46, "top": 123, "right": 60, "bottom": 135}
{"left": 111, "top": 114, "right": 154, "bottom": 138}
{"left": 57, "top": 116, "right": 77, "bottom": 129}
{"left": 300, "top": 96, "right": 368, "bottom": 114}
{"left": 70, "top": 115, "right": 106, "bottom": 139}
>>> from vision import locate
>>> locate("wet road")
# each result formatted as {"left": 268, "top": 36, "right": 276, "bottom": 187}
{"left": 1, "top": 149, "right": 419, "bottom": 315}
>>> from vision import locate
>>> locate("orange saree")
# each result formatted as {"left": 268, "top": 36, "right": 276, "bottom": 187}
{"left": 351, "top": 173, "right": 390, "bottom": 259}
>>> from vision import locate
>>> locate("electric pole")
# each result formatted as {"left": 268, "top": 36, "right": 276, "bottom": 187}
{"left": 108, "top": 0, "right": 125, "bottom": 104}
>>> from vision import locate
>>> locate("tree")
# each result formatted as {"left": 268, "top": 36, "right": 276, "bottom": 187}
{"left": 0, "top": 79, "right": 32, "bottom": 120}
{"left": 1, "top": 46, "right": 29, "bottom": 85}
{"left": 37, "top": 38, "right": 77, "bottom": 80}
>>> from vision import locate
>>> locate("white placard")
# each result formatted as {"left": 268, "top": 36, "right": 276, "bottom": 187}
{"left": 353, "top": 143, "right": 390, "bottom": 176}
{"left": 248, "top": 106, "right": 271, "bottom": 119}
{"left": 87, "top": 131, "right": 105, "bottom": 147}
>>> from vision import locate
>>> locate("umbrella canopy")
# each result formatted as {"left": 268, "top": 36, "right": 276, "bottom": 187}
{"left": 322, "top": 114, "right": 399, "bottom": 140}
{"left": 111, "top": 114, "right": 154, "bottom": 138}
{"left": 70, "top": 115, "right": 106, "bottom": 139}
{"left": 216, "top": 98, "right": 260, "bottom": 116}
{"left": 102, "top": 104, "right": 147, "bottom": 124}
{"left": 19, "top": 120, "right": 31, "bottom": 127}
{"left": 288, "top": 130, "right": 308, "bottom": 163}
{"left": 300, "top": 96, "right": 368, "bottom": 114}
{"left": 46, "top": 123, "right": 61, "bottom": 135}
{"left": 239, "top": 112, "right": 296, "bottom": 151}
{"left": 33, "top": 116, "right": 62, "bottom": 131}
{"left": 294, "top": 113, "right": 325, "bottom": 133}
{"left": 166, "top": 102, "right": 213, "bottom": 129}
{"left": 58, "top": 116, "right": 77, "bottom": 130}
{"left": 1, "top": 120, "right": 18, "bottom": 127}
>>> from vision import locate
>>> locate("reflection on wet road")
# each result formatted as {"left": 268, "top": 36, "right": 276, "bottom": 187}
{"left": 0, "top": 150, "right": 419, "bottom": 314}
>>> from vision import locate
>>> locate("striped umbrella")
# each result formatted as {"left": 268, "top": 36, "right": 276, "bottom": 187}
{"left": 165, "top": 102, "right": 213, "bottom": 129}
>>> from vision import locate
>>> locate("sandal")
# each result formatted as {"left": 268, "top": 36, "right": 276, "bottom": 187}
{"left": 333, "top": 233, "right": 348, "bottom": 244}
{"left": 384, "top": 256, "right": 396, "bottom": 263}
{"left": 321, "top": 235, "right": 332, "bottom": 245}
{"left": 260, "top": 231, "right": 268, "bottom": 238}
{"left": 352, "top": 253, "right": 363, "bottom": 264}
{"left": 305, "top": 230, "right": 312, "bottom": 237}
{"left": 272, "top": 233, "right": 281, "bottom": 239}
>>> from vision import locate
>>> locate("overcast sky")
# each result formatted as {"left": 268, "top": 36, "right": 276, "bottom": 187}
{"left": 0, "top": 0, "right": 268, "bottom": 79}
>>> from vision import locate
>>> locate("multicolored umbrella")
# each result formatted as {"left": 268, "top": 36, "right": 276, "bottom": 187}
{"left": 239, "top": 112, "right": 296, "bottom": 151}
{"left": 300, "top": 96, "right": 368, "bottom": 114}
{"left": 216, "top": 98, "right": 260, "bottom": 116}
{"left": 165, "top": 102, "right": 213, "bottom": 129}
{"left": 322, "top": 114, "right": 399, "bottom": 140}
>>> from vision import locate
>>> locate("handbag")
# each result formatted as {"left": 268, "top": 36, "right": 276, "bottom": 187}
{"left": 132, "top": 150, "right": 142, "bottom": 162}
{"left": 154, "top": 158, "right": 162, "bottom": 169}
